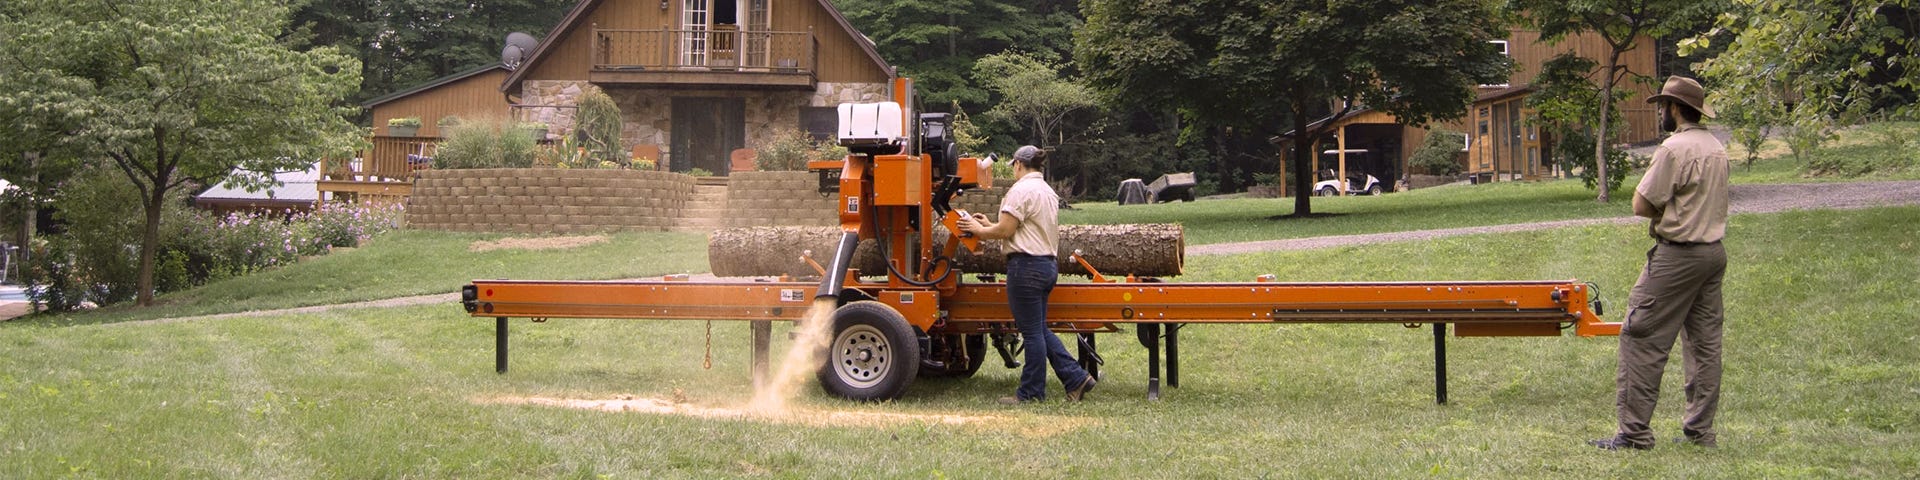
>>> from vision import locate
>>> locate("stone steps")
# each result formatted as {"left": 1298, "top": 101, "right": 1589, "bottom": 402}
{"left": 673, "top": 184, "right": 731, "bottom": 231}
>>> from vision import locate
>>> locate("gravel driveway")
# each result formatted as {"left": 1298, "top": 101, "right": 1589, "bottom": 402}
{"left": 1189, "top": 180, "right": 1920, "bottom": 256}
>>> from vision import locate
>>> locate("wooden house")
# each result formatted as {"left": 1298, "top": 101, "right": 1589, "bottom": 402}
{"left": 320, "top": 65, "right": 513, "bottom": 203}
{"left": 1289, "top": 28, "right": 1662, "bottom": 190}
{"left": 501, "top": 0, "right": 896, "bottom": 174}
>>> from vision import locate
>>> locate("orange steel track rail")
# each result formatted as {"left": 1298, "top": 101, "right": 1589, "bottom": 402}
{"left": 462, "top": 276, "right": 1619, "bottom": 403}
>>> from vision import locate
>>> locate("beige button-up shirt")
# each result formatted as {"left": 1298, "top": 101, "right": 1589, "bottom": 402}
{"left": 1636, "top": 124, "right": 1730, "bottom": 243}
{"left": 999, "top": 172, "right": 1060, "bottom": 256}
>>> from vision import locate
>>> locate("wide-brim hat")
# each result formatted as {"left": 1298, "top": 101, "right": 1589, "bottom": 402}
{"left": 1646, "top": 76, "right": 1716, "bottom": 119}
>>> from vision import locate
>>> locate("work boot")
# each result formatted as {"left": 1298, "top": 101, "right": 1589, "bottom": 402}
{"left": 1588, "top": 436, "right": 1652, "bottom": 451}
{"left": 1065, "top": 376, "right": 1097, "bottom": 402}
{"left": 1675, "top": 429, "right": 1717, "bottom": 448}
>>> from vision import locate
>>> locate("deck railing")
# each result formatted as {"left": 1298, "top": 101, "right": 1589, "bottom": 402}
{"left": 321, "top": 136, "right": 438, "bottom": 183}
{"left": 593, "top": 28, "right": 815, "bottom": 72}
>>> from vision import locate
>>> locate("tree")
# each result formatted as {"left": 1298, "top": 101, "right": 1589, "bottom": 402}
{"left": 0, "top": 0, "right": 362, "bottom": 306}
{"left": 287, "top": 0, "right": 572, "bottom": 107}
{"left": 835, "top": 0, "right": 1081, "bottom": 113}
{"left": 1077, "top": 0, "right": 1509, "bottom": 216}
{"left": 1527, "top": 54, "right": 1634, "bottom": 191}
{"left": 973, "top": 52, "right": 1099, "bottom": 150}
{"left": 1507, "top": 0, "right": 1723, "bottom": 202}
{"left": 1689, "top": 0, "right": 1918, "bottom": 165}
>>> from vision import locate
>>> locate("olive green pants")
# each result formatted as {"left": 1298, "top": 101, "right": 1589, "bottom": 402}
{"left": 1615, "top": 242, "right": 1726, "bottom": 447}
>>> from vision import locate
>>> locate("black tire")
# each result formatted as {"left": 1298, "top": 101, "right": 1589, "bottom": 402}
{"left": 1367, "top": 184, "right": 1382, "bottom": 195}
{"left": 920, "top": 334, "right": 988, "bottom": 379}
{"left": 1317, "top": 186, "right": 1337, "bottom": 197}
{"left": 816, "top": 301, "right": 921, "bottom": 400}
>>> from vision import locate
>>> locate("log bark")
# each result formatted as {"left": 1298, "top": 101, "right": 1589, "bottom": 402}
{"left": 708, "top": 224, "right": 1184, "bottom": 278}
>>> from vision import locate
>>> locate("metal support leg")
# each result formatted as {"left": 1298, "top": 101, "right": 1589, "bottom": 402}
{"left": 1077, "top": 333, "right": 1101, "bottom": 381}
{"left": 751, "top": 320, "right": 771, "bottom": 392}
{"left": 1167, "top": 323, "right": 1181, "bottom": 388}
{"left": 495, "top": 317, "right": 509, "bottom": 374}
{"left": 1141, "top": 324, "right": 1162, "bottom": 401}
{"left": 1434, "top": 322, "right": 1448, "bottom": 405}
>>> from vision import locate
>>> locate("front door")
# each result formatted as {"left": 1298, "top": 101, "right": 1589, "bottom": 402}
{"left": 670, "top": 97, "right": 745, "bottom": 175}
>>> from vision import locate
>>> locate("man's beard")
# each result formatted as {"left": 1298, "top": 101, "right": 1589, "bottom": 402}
{"left": 1660, "top": 110, "right": 1677, "bottom": 133}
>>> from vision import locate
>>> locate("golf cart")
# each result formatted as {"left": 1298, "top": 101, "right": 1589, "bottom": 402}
{"left": 1314, "top": 168, "right": 1383, "bottom": 196}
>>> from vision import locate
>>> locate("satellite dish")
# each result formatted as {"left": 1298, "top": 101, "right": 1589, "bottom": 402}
{"left": 501, "top": 32, "right": 539, "bottom": 70}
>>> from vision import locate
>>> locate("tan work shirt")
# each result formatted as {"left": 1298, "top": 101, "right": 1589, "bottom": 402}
{"left": 1636, "top": 124, "right": 1730, "bottom": 243}
{"left": 999, "top": 172, "right": 1060, "bottom": 256}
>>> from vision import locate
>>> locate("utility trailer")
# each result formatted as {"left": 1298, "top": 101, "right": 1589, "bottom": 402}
{"left": 461, "top": 78, "right": 1620, "bottom": 403}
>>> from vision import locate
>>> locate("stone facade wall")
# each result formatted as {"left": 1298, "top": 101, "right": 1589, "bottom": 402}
{"left": 515, "top": 81, "right": 889, "bottom": 171}
{"left": 407, "top": 168, "right": 695, "bottom": 233}
{"left": 724, "top": 171, "right": 1008, "bottom": 227}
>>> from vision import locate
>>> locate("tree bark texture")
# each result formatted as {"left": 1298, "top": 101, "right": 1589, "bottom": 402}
{"left": 708, "top": 224, "right": 1185, "bottom": 278}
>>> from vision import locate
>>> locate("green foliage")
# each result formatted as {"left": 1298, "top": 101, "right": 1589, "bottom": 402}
{"left": 1508, "top": 0, "right": 1726, "bottom": 200}
{"left": 1527, "top": 54, "right": 1634, "bottom": 192}
{"left": 687, "top": 168, "right": 715, "bottom": 178}
{"left": 834, "top": 0, "right": 1081, "bottom": 113}
{"left": 1553, "top": 128, "right": 1637, "bottom": 192}
{"left": 388, "top": 117, "right": 422, "bottom": 127}
{"left": 435, "top": 117, "right": 538, "bottom": 169}
{"left": 436, "top": 115, "right": 463, "bottom": 128}
{"left": 1690, "top": 0, "right": 1917, "bottom": 135}
{"left": 1077, "top": 0, "right": 1510, "bottom": 214}
{"left": 575, "top": 88, "right": 626, "bottom": 165}
{"left": 1409, "top": 129, "right": 1466, "bottom": 176}
{"left": 755, "top": 130, "right": 848, "bottom": 171}
{"left": 26, "top": 168, "right": 153, "bottom": 310}
{"left": 973, "top": 51, "right": 1099, "bottom": 146}
{"left": 1804, "top": 122, "right": 1920, "bottom": 177}
{"left": 288, "top": 0, "right": 571, "bottom": 107}
{"left": 0, "top": 0, "right": 364, "bottom": 305}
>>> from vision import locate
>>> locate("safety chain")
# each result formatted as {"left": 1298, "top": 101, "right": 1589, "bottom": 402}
{"left": 702, "top": 320, "right": 714, "bottom": 369}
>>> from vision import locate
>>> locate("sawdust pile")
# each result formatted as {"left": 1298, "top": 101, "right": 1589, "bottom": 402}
{"left": 468, "top": 235, "right": 609, "bottom": 252}
{"left": 478, "top": 394, "right": 1093, "bottom": 435}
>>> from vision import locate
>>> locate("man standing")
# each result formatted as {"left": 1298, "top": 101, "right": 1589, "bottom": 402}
{"left": 957, "top": 145, "right": 1097, "bottom": 404}
{"left": 1592, "top": 76, "right": 1730, "bottom": 450}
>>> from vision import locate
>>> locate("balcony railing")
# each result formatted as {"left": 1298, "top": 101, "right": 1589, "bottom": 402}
{"left": 592, "top": 28, "right": 816, "bottom": 86}
{"left": 320, "top": 136, "right": 438, "bottom": 184}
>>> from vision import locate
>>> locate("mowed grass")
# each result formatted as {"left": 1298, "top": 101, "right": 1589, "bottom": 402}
{"left": 4, "top": 206, "right": 1915, "bottom": 478}
{"left": 38, "top": 230, "right": 711, "bottom": 326}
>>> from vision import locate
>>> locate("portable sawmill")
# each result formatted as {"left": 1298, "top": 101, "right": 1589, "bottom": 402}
{"left": 461, "top": 78, "right": 1622, "bottom": 403}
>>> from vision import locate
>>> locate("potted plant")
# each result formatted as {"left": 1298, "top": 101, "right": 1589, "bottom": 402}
{"left": 387, "top": 117, "right": 422, "bottom": 137}
{"left": 435, "top": 115, "right": 462, "bottom": 135}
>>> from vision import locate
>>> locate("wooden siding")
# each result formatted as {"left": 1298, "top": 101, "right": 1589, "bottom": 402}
{"left": 522, "top": 0, "right": 888, "bottom": 87}
{"left": 370, "top": 69, "right": 512, "bottom": 137}
{"left": 1500, "top": 29, "right": 1661, "bottom": 144}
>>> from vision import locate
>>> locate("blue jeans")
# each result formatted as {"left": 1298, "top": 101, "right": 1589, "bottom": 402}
{"left": 1007, "top": 254, "right": 1090, "bottom": 400}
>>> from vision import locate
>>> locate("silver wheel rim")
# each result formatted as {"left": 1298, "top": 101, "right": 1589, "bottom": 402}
{"left": 830, "top": 324, "right": 891, "bottom": 389}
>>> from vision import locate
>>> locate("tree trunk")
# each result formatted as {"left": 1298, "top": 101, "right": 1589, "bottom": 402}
{"left": 135, "top": 187, "right": 164, "bottom": 306}
{"left": 708, "top": 224, "right": 1185, "bottom": 278}
{"left": 1595, "top": 49, "right": 1623, "bottom": 203}
{"left": 1290, "top": 108, "right": 1314, "bottom": 216}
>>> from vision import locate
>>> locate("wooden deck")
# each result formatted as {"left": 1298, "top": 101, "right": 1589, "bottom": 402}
{"left": 318, "top": 135, "right": 438, "bottom": 203}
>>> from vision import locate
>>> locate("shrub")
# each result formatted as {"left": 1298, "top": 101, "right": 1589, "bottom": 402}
{"left": 755, "top": 130, "right": 848, "bottom": 171}
{"left": 387, "top": 117, "right": 421, "bottom": 127}
{"left": 1552, "top": 128, "right": 1633, "bottom": 193}
{"left": 687, "top": 168, "right": 715, "bottom": 177}
{"left": 1409, "top": 129, "right": 1465, "bottom": 176}
{"left": 576, "top": 88, "right": 625, "bottom": 164}
{"left": 27, "top": 167, "right": 149, "bottom": 309}
{"left": 436, "top": 117, "right": 538, "bottom": 169}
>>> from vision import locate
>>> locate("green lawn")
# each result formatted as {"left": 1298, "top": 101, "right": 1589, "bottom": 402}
{"left": 34, "top": 230, "right": 711, "bottom": 326}
{"left": 4, "top": 206, "right": 1915, "bottom": 477}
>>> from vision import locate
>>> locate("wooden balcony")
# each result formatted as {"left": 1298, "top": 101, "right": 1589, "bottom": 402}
{"left": 317, "top": 135, "right": 437, "bottom": 202}
{"left": 590, "top": 27, "right": 817, "bottom": 89}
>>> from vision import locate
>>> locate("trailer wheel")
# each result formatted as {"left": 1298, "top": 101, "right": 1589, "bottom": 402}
{"left": 817, "top": 301, "right": 921, "bottom": 401}
{"left": 921, "top": 334, "right": 987, "bottom": 379}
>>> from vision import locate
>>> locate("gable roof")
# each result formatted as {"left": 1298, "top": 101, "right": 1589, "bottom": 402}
{"left": 363, "top": 63, "right": 507, "bottom": 108}
{"left": 500, "top": 0, "right": 894, "bottom": 92}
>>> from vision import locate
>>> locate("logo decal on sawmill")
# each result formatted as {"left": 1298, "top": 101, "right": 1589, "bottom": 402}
{"left": 779, "top": 289, "right": 805, "bottom": 302}
{"left": 847, "top": 197, "right": 859, "bottom": 214}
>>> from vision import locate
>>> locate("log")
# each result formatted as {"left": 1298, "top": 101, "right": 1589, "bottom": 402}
{"left": 708, "top": 224, "right": 1184, "bottom": 278}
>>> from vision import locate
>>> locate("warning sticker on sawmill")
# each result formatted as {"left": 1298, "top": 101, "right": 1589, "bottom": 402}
{"left": 780, "top": 289, "right": 805, "bottom": 302}
{"left": 846, "top": 197, "right": 859, "bottom": 214}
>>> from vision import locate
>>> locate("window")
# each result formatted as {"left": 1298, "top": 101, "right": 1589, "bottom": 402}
{"left": 1482, "top": 40, "right": 1511, "bottom": 87}
{"left": 801, "top": 107, "right": 838, "bottom": 142}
